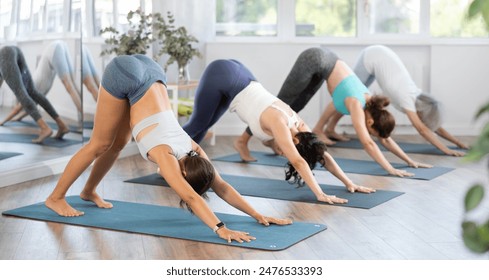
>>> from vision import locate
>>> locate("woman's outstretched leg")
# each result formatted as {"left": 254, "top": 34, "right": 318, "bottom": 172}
{"left": 79, "top": 107, "right": 131, "bottom": 208}
{"left": 45, "top": 87, "right": 128, "bottom": 216}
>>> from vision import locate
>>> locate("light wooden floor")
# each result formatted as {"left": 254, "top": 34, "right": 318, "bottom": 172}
{"left": 0, "top": 134, "right": 488, "bottom": 260}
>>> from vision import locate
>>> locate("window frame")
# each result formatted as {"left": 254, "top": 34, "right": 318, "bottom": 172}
{"left": 213, "top": 0, "right": 489, "bottom": 45}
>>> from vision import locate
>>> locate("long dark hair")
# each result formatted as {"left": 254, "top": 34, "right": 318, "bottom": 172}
{"left": 179, "top": 150, "right": 215, "bottom": 213}
{"left": 285, "top": 132, "right": 327, "bottom": 187}
{"left": 365, "top": 95, "right": 395, "bottom": 138}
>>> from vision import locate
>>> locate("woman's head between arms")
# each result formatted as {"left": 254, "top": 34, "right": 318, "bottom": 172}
{"left": 364, "top": 95, "right": 396, "bottom": 138}
{"left": 415, "top": 93, "right": 442, "bottom": 131}
{"left": 179, "top": 150, "right": 216, "bottom": 213}
{"left": 285, "top": 132, "right": 327, "bottom": 187}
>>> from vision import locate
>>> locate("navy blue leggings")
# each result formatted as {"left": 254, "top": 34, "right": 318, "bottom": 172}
{"left": 183, "top": 59, "right": 256, "bottom": 143}
{"left": 0, "top": 46, "right": 59, "bottom": 121}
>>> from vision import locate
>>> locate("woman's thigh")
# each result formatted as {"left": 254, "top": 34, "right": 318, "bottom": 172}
{"left": 90, "top": 86, "right": 130, "bottom": 146}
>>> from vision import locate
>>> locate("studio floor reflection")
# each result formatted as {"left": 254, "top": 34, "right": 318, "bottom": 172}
{"left": 0, "top": 105, "right": 85, "bottom": 184}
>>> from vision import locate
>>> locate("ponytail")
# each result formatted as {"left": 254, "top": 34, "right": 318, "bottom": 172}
{"left": 365, "top": 95, "right": 395, "bottom": 138}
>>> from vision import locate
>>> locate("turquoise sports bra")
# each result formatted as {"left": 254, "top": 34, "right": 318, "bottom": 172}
{"left": 332, "top": 75, "right": 368, "bottom": 115}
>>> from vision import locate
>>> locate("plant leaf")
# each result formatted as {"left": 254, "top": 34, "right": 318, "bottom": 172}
{"left": 462, "top": 221, "right": 488, "bottom": 253}
{"left": 474, "top": 101, "right": 489, "bottom": 120}
{"left": 468, "top": 0, "right": 483, "bottom": 19}
{"left": 464, "top": 184, "right": 485, "bottom": 212}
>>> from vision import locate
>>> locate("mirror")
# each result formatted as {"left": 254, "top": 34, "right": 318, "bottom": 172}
{"left": 0, "top": 0, "right": 84, "bottom": 186}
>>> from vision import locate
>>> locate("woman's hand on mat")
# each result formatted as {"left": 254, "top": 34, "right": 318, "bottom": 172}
{"left": 217, "top": 227, "right": 256, "bottom": 243}
{"left": 317, "top": 193, "right": 348, "bottom": 204}
{"left": 257, "top": 216, "right": 293, "bottom": 226}
{"left": 346, "top": 183, "right": 376, "bottom": 194}
{"left": 408, "top": 161, "right": 433, "bottom": 169}
{"left": 445, "top": 149, "right": 466, "bottom": 157}
{"left": 388, "top": 168, "right": 414, "bottom": 177}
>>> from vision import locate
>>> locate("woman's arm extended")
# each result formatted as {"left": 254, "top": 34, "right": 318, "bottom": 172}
{"left": 347, "top": 98, "right": 414, "bottom": 177}
{"left": 321, "top": 152, "right": 376, "bottom": 193}
{"left": 154, "top": 146, "right": 255, "bottom": 243}
{"left": 377, "top": 136, "right": 432, "bottom": 168}
{"left": 196, "top": 144, "right": 292, "bottom": 226}
{"left": 270, "top": 120, "right": 348, "bottom": 204}
{"left": 406, "top": 110, "right": 466, "bottom": 156}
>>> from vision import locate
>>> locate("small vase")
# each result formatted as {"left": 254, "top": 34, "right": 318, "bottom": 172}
{"left": 178, "top": 64, "right": 190, "bottom": 83}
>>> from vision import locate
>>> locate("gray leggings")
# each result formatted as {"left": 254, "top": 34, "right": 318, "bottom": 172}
{"left": 277, "top": 47, "right": 338, "bottom": 111}
{"left": 246, "top": 47, "right": 338, "bottom": 135}
{"left": 0, "top": 46, "right": 59, "bottom": 121}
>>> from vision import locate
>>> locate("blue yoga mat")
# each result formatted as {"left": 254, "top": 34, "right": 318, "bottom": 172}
{"left": 125, "top": 173, "right": 404, "bottom": 209}
{"left": 0, "top": 133, "right": 85, "bottom": 147}
{"left": 0, "top": 151, "right": 22, "bottom": 161}
{"left": 331, "top": 138, "right": 466, "bottom": 155}
{"left": 3, "top": 120, "right": 94, "bottom": 130}
{"left": 212, "top": 151, "right": 453, "bottom": 180}
{"left": 2, "top": 196, "right": 326, "bottom": 251}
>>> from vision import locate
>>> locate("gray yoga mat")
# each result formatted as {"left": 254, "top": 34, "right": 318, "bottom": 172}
{"left": 0, "top": 133, "right": 85, "bottom": 147}
{"left": 331, "top": 138, "right": 466, "bottom": 155}
{"left": 0, "top": 151, "right": 22, "bottom": 161}
{"left": 2, "top": 196, "right": 326, "bottom": 251}
{"left": 124, "top": 173, "right": 404, "bottom": 209}
{"left": 212, "top": 151, "right": 453, "bottom": 180}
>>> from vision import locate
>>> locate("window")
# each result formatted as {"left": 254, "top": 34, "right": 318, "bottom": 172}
{"left": 70, "top": 0, "right": 81, "bottom": 33}
{"left": 216, "top": 0, "right": 278, "bottom": 36}
{"left": 0, "top": 0, "right": 13, "bottom": 39}
{"left": 18, "top": 0, "right": 32, "bottom": 36}
{"left": 431, "top": 0, "right": 488, "bottom": 37}
{"left": 94, "top": 0, "right": 150, "bottom": 37}
{"left": 216, "top": 0, "right": 489, "bottom": 41}
{"left": 295, "top": 0, "right": 356, "bottom": 37}
{"left": 367, "top": 0, "right": 420, "bottom": 35}
{"left": 46, "top": 0, "right": 64, "bottom": 33}
{"left": 31, "top": 0, "right": 46, "bottom": 33}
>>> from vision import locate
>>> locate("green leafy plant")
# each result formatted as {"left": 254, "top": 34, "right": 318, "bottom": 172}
{"left": 100, "top": 9, "right": 157, "bottom": 56}
{"left": 155, "top": 11, "right": 201, "bottom": 72}
{"left": 99, "top": 9, "right": 201, "bottom": 73}
{"left": 461, "top": 0, "right": 489, "bottom": 254}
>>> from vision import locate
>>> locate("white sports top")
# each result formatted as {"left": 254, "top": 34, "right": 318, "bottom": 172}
{"left": 229, "top": 81, "right": 278, "bottom": 141}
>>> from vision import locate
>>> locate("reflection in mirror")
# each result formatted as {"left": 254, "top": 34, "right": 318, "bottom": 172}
{"left": 0, "top": 0, "right": 83, "bottom": 186}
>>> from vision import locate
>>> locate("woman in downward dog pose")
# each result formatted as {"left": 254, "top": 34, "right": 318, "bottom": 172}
{"left": 0, "top": 45, "right": 69, "bottom": 143}
{"left": 45, "top": 54, "right": 291, "bottom": 243}
{"left": 324, "top": 45, "right": 467, "bottom": 156}
{"left": 183, "top": 59, "right": 375, "bottom": 205}
{"left": 1, "top": 41, "right": 101, "bottom": 123}
{"left": 263, "top": 47, "right": 431, "bottom": 177}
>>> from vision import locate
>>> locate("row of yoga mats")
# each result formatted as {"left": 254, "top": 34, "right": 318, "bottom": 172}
{"left": 0, "top": 133, "right": 88, "bottom": 147}
{"left": 2, "top": 140, "right": 457, "bottom": 251}
{"left": 212, "top": 151, "right": 454, "bottom": 180}
{"left": 330, "top": 138, "right": 467, "bottom": 156}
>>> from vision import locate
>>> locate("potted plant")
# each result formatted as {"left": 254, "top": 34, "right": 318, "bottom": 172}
{"left": 99, "top": 9, "right": 157, "bottom": 56}
{"left": 100, "top": 9, "right": 201, "bottom": 82}
{"left": 155, "top": 11, "right": 202, "bottom": 82}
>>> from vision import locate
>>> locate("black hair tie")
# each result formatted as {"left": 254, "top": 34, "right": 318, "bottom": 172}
{"left": 187, "top": 150, "right": 198, "bottom": 157}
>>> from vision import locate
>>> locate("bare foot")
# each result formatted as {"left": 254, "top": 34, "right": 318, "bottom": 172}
{"left": 45, "top": 197, "right": 84, "bottom": 217}
{"left": 326, "top": 130, "right": 350, "bottom": 141}
{"left": 54, "top": 126, "right": 70, "bottom": 139}
{"left": 233, "top": 138, "right": 257, "bottom": 162}
{"left": 32, "top": 128, "right": 53, "bottom": 144}
{"left": 312, "top": 128, "right": 336, "bottom": 146}
{"left": 262, "top": 140, "right": 281, "bottom": 155}
{"left": 80, "top": 191, "right": 113, "bottom": 209}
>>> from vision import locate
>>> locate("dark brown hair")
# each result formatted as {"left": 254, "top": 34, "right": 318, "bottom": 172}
{"left": 285, "top": 132, "right": 327, "bottom": 187}
{"left": 179, "top": 150, "right": 215, "bottom": 213}
{"left": 365, "top": 95, "right": 395, "bottom": 138}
